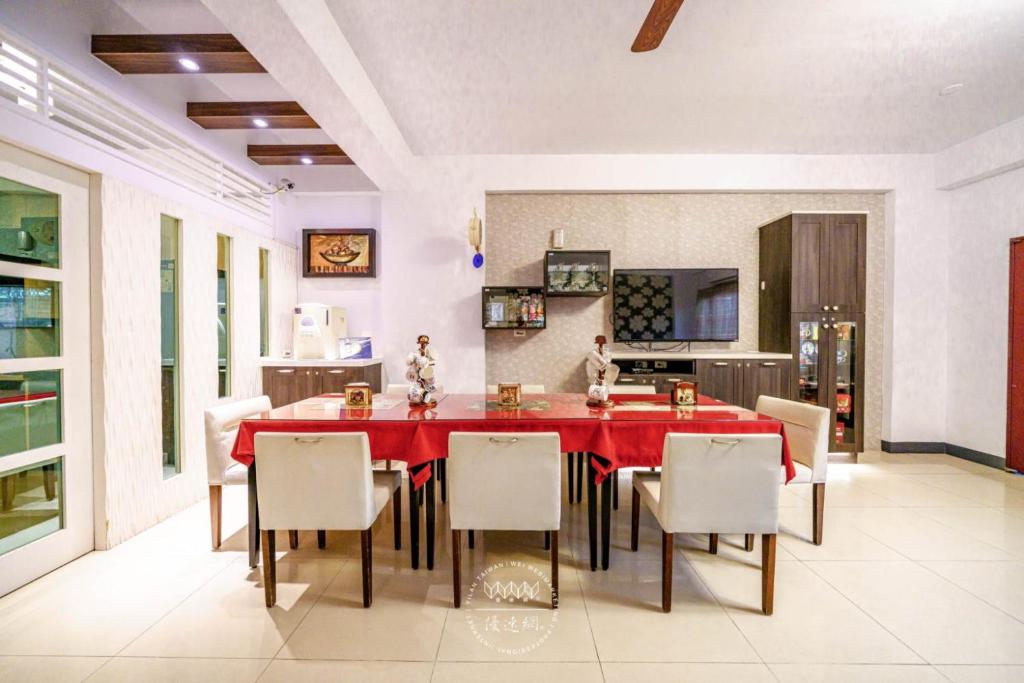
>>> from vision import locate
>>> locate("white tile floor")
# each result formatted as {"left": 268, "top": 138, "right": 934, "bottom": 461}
{"left": 2, "top": 451, "right": 1024, "bottom": 682}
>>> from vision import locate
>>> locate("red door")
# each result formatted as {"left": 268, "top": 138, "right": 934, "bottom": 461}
{"left": 1008, "top": 238, "right": 1024, "bottom": 471}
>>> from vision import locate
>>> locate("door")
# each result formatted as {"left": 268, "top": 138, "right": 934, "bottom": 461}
{"left": 0, "top": 141, "right": 92, "bottom": 595}
{"left": 1008, "top": 238, "right": 1024, "bottom": 472}
{"left": 792, "top": 313, "right": 831, "bottom": 410}
{"left": 742, "top": 359, "right": 791, "bottom": 409}
{"left": 828, "top": 314, "right": 864, "bottom": 453}
{"left": 791, "top": 214, "right": 825, "bottom": 313}
{"left": 696, "top": 359, "right": 742, "bottom": 405}
{"left": 823, "top": 214, "right": 866, "bottom": 314}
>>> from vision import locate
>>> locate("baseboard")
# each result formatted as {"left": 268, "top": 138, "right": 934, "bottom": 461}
{"left": 881, "top": 440, "right": 946, "bottom": 454}
{"left": 945, "top": 443, "right": 1008, "bottom": 470}
{"left": 881, "top": 440, "right": 1008, "bottom": 471}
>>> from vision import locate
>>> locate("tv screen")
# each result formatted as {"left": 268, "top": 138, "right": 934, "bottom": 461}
{"left": 612, "top": 268, "right": 739, "bottom": 342}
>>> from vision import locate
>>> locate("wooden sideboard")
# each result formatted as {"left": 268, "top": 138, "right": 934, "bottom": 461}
{"left": 260, "top": 361, "right": 383, "bottom": 408}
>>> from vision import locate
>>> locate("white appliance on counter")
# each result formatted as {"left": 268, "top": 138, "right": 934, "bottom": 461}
{"left": 293, "top": 304, "right": 348, "bottom": 360}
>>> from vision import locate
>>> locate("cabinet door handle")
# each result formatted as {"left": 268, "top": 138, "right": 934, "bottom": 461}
{"left": 822, "top": 305, "right": 829, "bottom": 311}
{"left": 667, "top": 378, "right": 682, "bottom": 383}
{"left": 619, "top": 377, "right": 635, "bottom": 383}
{"left": 712, "top": 362, "right": 729, "bottom": 367}
{"left": 831, "top": 305, "right": 839, "bottom": 311}
{"left": 327, "top": 369, "right": 346, "bottom": 374}
{"left": 822, "top": 323, "right": 831, "bottom": 329}
{"left": 761, "top": 362, "right": 777, "bottom": 367}
{"left": 275, "top": 369, "right": 295, "bottom": 374}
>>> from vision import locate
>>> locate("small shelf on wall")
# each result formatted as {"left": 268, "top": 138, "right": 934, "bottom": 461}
{"left": 544, "top": 250, "right": 610, "bottom": 297}
{"left": 482, "top": 287, "right": 546, "bottom": 329}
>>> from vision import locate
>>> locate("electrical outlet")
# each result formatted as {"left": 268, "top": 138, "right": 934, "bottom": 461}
{"left": 513, "top": 329, "right": 526, "bottom": 338}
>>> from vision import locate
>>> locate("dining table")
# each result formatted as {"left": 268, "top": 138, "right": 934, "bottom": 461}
{"left": 231, "top": 392, "right": 795, "bottom": 572}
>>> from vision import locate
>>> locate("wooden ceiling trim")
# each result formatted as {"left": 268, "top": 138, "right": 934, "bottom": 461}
{"left": 186, "top": 101, "right": 319, "bottom": 129}
{"left": 247, "top": 144, "right": 353, "bottom": 166}
{"left": 91, "top": 34, "right": 265, "bottom": 74}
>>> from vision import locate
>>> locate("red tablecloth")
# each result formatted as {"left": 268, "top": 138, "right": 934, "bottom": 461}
{"left": 231, "top": 393, "right": 795, "bottom": 488}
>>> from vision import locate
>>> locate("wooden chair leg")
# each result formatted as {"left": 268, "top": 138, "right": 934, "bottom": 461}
{"left": 662, "top": 531, "right": 673, "bottom": 613}
{"left": 709, "top": 533, "right": 719, "bottom": 554}
{"left": 208, "top": 485, "right": 222, "bottom": 550}
{"left": 762, "top": 533, "right": 777, "bottom": 615}
{"left": 452, "top": 529, "right": 462, "bottom": 608}
{"left": 361, "top": 528, "right": 373, "bottom": 608}
{"left": 551, "top": 529, "right": 559, "bottom": 609}
{"left": 812, "top": 482, "right": 825, "bottom": 545}
{"left": 630, "top": 486, "right": 640, "bottom": 551}
{"left": 575, "top": 453, "right": 584, "bottom": 503}
{"left": 288, "top": 530, "right": 299, "bottom": 550}
{"left": 439, "top": 459, "right": 447, "bottom": 503}
{"left": 744, "top": 534, "right": 755, "bottom": 552}
{"left": 1, "top": 475, "right": 15, "bottom": 512}
{"left": 567, "top": 453, "right": 575, "bottom": 503}
{"left": 544, "top": 530, "right": 551, "bottom": 550}
{"left": 385, "top": 459, "right": 392, "bottom": 471}
{"left": 317, "top": 530, "right": 326, "bottom": 549}
{"left": 393, "top": 486, "right": 402, "bottom": 550}
{"left": 261, "top": 529, "right": 276, "bottom": 608}
{"left": 468, "top": 529, "right": 475, "bottom": 549}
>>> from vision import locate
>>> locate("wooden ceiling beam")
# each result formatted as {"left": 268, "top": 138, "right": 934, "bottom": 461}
{"left": 187, "top": 101, "right": 319, "bottom": 129}
{"left": 247, "top": 144, "right": 353, "bottom": 166}
{"left": 91, "top": 34, "right": 265, "bottom": 74}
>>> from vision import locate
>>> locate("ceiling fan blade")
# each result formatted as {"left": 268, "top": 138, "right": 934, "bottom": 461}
{"left": 631, "top": 0, "right": 685, "bottom": 52}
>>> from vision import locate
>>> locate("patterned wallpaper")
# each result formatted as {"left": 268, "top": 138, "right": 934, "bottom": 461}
{"left": 485, "top": 192, "right": 886, "bottom": 449}
{"left": 96, "top": 177, "right": 297, "bottom": 547}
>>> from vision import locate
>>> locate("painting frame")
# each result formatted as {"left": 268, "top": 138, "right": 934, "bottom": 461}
{"left": 302, "top": 228, "right": 377, "bottom": 278}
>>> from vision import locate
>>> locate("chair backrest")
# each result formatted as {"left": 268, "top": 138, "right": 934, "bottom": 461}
{"left": 448, "top": 432, "right": 561, "bottom": 531}
{"left": 609, "top": 384, "right": 656, "bottom": 395}
{"left": 204, "top": 395, "right": 272, "bottom": 484}
{"left": 755, "top": 395, "right": 830, "bottom": 483}
{"left": 254, "top": 432, "right": 376, "bottom": 531}
{"left": 658, "top": 433, "right": 782, "bottom": 534}
{"left": 486, "top": 384, "right": 546, "bottom": 394}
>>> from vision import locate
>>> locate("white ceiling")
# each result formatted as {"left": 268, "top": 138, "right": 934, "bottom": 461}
{"left": 327, "top": 0, "right": 1024, "bottom": 155}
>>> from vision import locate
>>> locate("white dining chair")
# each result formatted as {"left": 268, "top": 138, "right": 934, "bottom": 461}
{"left": 448, "top": 432, "right": 562, "bottom": 609}
{"left": 254, "top": 432, "right": 401, "bottom": 608}
{"left": 631, "top": 433, "right": 783, "bottom": 614}
{"left": 754, "top": 395, "right": 830, "bottom": 545}
{"left": 203, "top": 395, "right": 272, "bottom": 549}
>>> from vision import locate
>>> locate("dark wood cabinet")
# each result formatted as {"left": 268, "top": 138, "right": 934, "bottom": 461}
{"left": 696, "top": 358, "right": 791, "bottom": 409}
{"left": 760, "top": 213, "right": 867, "bottom": 453}
{"left": 741, "top": 359, "right": 790, "bottom": 410}
{"left": 260, "top": 363, "right": 382, "bottom": 408}
{"left": 697, "top": 359, "right": 743, "bottom": 406}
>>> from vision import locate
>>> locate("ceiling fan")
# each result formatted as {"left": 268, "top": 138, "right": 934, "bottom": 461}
{"left": 631, "top": 0, "right": 685, "bottom": 52}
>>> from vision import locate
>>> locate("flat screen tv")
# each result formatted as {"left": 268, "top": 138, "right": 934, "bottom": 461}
{"left": 612, "top": 268, "right": 739, "bottom": 342}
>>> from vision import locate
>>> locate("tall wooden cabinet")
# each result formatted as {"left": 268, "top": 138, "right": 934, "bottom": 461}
{"left": 758, "top": 213, "right": 867, "bottom": 453}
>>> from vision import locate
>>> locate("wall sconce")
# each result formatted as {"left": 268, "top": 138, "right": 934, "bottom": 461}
{"left": 467, "top": 207, "right": 483, "bottom": 268}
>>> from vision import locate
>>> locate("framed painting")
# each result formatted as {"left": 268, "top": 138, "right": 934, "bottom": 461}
{"left": 302, "top": 228, "right": 376, "bottom": 278}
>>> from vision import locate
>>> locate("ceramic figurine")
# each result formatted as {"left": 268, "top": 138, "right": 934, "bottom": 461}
{"left": 585, "top": 334, "right": 618, "bottom": 407}
{"left": 405, "top": 334, "right": 439, "bottom": 408}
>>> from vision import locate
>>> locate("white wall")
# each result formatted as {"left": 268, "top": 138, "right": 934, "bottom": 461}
{"left": 93, "top": 176, "right": 296, "bottom": 548}
{"left": 944, "top": 165, "right": 1024, "bottom": 459}
{"left": 277, "top": 192, "right": 382, "bottom": 349}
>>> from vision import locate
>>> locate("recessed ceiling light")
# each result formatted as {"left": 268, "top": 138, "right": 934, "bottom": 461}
{"left": 178, "top": 57, "right": 200, "bottom": 72}
{"left": 939, "top": 83, "right": 964, "bottom": 96}
{"left": 300, "top": 156, "right": 313, "bottom": 165}
{"left": 252, "top": 118, "right": 268, "bottom": 128}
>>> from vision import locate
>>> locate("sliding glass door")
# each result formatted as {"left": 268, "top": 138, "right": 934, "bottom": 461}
{"left": 0, "top": 141, "right": 92, "bottom": 595}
